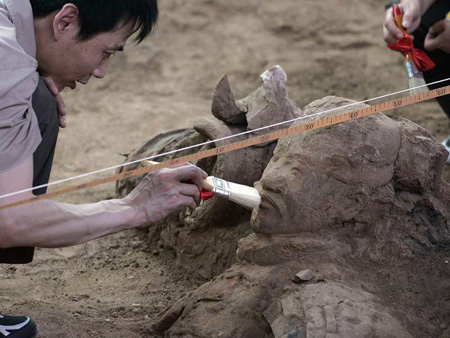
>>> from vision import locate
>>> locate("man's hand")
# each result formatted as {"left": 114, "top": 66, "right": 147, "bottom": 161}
{"left": 124, "top": 163, "right": 208, "bottom": 227}
{"left": 424, "top": 19, "right": 450, "bottom": 53}
{"left": 42, "top": 76, "right": 67, "bottom": 128}
{"left": 383, "top": 0, "right": 437, "bottom": 44}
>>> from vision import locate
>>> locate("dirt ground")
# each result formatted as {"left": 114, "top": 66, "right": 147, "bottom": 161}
{"left": 2, "top": 0, "right": 449, "bottom": 337}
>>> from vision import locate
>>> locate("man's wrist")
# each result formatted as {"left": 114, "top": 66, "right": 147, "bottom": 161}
{"left": 101, "top": 198, "right": 143, "bottom": 230}
{"left": 114, "top": 198, "right": 151, "bottom": 229}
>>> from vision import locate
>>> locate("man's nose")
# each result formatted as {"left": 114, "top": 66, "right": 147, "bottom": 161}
{"left": 92, "top": 58, "right": 109, "bottom": 79}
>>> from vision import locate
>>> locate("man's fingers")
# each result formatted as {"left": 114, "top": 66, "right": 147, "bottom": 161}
{"left": 171, "top": 165, "right": 207, "bottom": 190}
{"left": 59, "top": 116, "right": 67, "bottom": 128}
{"left": 429, "top": 20, "right": 446, "bottom": 35}
{"left": 425, "top": 20, "right": 450, "bottom": 52}
{"left": 399, "top": 1, "right": 421, "bottom": 32}
{"left": 180, "top": 195, "right": 198, "bottom": 211}
{"left": 126, "top": 164, "right": 209, "bottom": 225}
{"left": 178, "top": 162, "right": 207, "bottom": 177}
{"left": 424, "top": 37, "right": 437, "bottom": 51}
{"left": 384, "top": 8, "right": 404, "bottom": 42}
{"left": 383, "top": 25, "right": 399, "bottom": 44}
{"left": 178, "top": 183, "right": 202, "bottom": 206}
{"left": 55, "top": 94, "right": 67, "bottom": 115}
{"left": 406, "top": 17, "right": 421, "bottom": 34}
{"left": 42, "top": 76, "right": 68, "bottom": 128}
{"left": 55, "top": 94, "right": 67, "bottom": 128}
{"left": 401, "top": 12, "right": 418, "bottom": 32}
{"left": 42, "top": 76, "right": 59, "bottom": 96}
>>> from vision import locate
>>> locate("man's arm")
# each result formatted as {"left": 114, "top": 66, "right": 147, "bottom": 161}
{"left": 0, "top": 155, "right": 206, "bottom": 249}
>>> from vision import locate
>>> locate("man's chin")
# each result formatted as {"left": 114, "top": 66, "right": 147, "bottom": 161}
{"left": 251, "top": 203, "right": 282, "bottom": 234}
{"left": 68, "top": 81, "right": 77, "bottom": 90}
{"left": 59, "top": 82, "right": 75, "bottom": 91}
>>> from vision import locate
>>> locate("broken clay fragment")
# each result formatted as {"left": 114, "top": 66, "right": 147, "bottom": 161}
{"left": 293, "top": 269, "right": 315, "bottom": 283}
{"left": 211, "top": 75, "right": 247, "bottom": 124}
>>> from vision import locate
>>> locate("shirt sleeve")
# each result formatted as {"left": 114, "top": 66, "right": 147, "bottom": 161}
{"left": 0, "top": 9, "right": 41, "bottom": 173}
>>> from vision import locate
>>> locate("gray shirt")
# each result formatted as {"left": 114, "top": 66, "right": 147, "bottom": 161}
{"left": 0, "top": 0, "right": 41, "bottom": 173}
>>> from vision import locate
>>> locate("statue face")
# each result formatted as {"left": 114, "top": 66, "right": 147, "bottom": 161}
{"left": 252, "top": 131, "right": 344, "bottom": 234}
{"left": 252, "top": 151, "right": 303, "bottom": 234}
{"left": 252, "top": 113, "right": 402, "bottom": 235}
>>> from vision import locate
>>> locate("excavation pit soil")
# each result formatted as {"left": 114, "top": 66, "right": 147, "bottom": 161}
{"left": 1, "top": 0, "right": 449, "bottom": 337}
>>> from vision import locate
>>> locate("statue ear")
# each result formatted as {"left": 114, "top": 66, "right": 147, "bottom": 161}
{"left": 194, "top": 117, "right": 232, "bottom": 141}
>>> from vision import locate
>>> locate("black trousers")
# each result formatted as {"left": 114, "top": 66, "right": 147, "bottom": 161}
{"left": 412, "top": 0, "right": 450, "bottom": 118}
{"left": 0, "top": 77, "right": 59, "bottom": 264}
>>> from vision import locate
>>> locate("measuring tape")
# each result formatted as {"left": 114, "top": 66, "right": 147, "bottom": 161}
{"left": 1, "top": 84, "right": 449, "bottom": 210}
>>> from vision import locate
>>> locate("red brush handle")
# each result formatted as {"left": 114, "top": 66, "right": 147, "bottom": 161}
{"left": 392, "top": 4, "right": 407, "bottom": 34}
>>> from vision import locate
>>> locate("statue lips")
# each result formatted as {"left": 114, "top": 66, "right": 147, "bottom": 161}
{"left": 257, "top": 189, "right": 286, "bottom": 228}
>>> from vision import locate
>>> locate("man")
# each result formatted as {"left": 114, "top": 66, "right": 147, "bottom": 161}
{"left": 383, "top": 0, "right": 450, "bottom": 162}
{"left": 0, "top": 0, "right": 206, "bottom": 336}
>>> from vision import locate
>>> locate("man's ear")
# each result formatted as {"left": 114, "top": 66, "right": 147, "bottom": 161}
{"left": 52, "top": 4, "right": 79, "bottom": 40}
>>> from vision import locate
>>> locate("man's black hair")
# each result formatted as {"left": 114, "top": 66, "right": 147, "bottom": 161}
{"left": 30, "top": 0, "right": 158, "bottom": 44}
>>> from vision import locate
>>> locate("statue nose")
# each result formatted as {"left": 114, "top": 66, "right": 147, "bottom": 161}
{"left": 260, "top": 169, "right": 285, "bottom": 192}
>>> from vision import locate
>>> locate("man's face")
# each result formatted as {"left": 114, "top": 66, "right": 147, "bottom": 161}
{"left": 56, "top": 27, "right": 131, "bottom": 91}
{"left": 36, "top": 14, "right": 133, "bottom": 91}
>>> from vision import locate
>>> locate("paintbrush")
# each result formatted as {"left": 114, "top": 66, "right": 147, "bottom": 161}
{"left": 142, "top": 160, "right": 261, "bottom": 209}
{"left": 392, "top": 4, "right": 427, "bottom": 95}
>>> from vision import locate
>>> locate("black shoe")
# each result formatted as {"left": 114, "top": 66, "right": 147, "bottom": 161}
{"left": 0, "top": 315, "right": 37, "bottom": 338}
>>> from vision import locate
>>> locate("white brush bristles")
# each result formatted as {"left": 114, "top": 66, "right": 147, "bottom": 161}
{"left": 202, "top": 176, "right": 261, "bottom": 209}
{"left": 409, "top": 77, "right": 427, "bottom": 95}
{"left": 226, "top": 181, "right": 261, "bottom": 210}
{"left": 404, "top": 61, "right": 427, "bottom": 95}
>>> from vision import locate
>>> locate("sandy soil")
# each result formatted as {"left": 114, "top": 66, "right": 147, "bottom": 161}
{"left": 2, "top": 0, "right": 449, "bottom": 337}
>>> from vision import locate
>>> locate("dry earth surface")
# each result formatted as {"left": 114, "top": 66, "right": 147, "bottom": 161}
{"left": 2, "top": 0, "right": 449, "bottom": 337}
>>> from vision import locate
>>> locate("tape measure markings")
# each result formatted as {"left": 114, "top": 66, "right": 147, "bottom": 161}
{"left": 1, "top": 84, "right": 449, "bottom": 210}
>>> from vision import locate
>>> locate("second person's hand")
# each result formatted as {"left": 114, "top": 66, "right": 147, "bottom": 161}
{"left": 424, "top": 18, "right": 450, "bottom": 53}
{"left": 383, "top": 0, "right": 434, "bottom": 44}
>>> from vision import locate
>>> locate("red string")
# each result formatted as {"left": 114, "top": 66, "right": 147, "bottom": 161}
{"left": 388, "top": 33, "right": 435, "bottom": 72}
